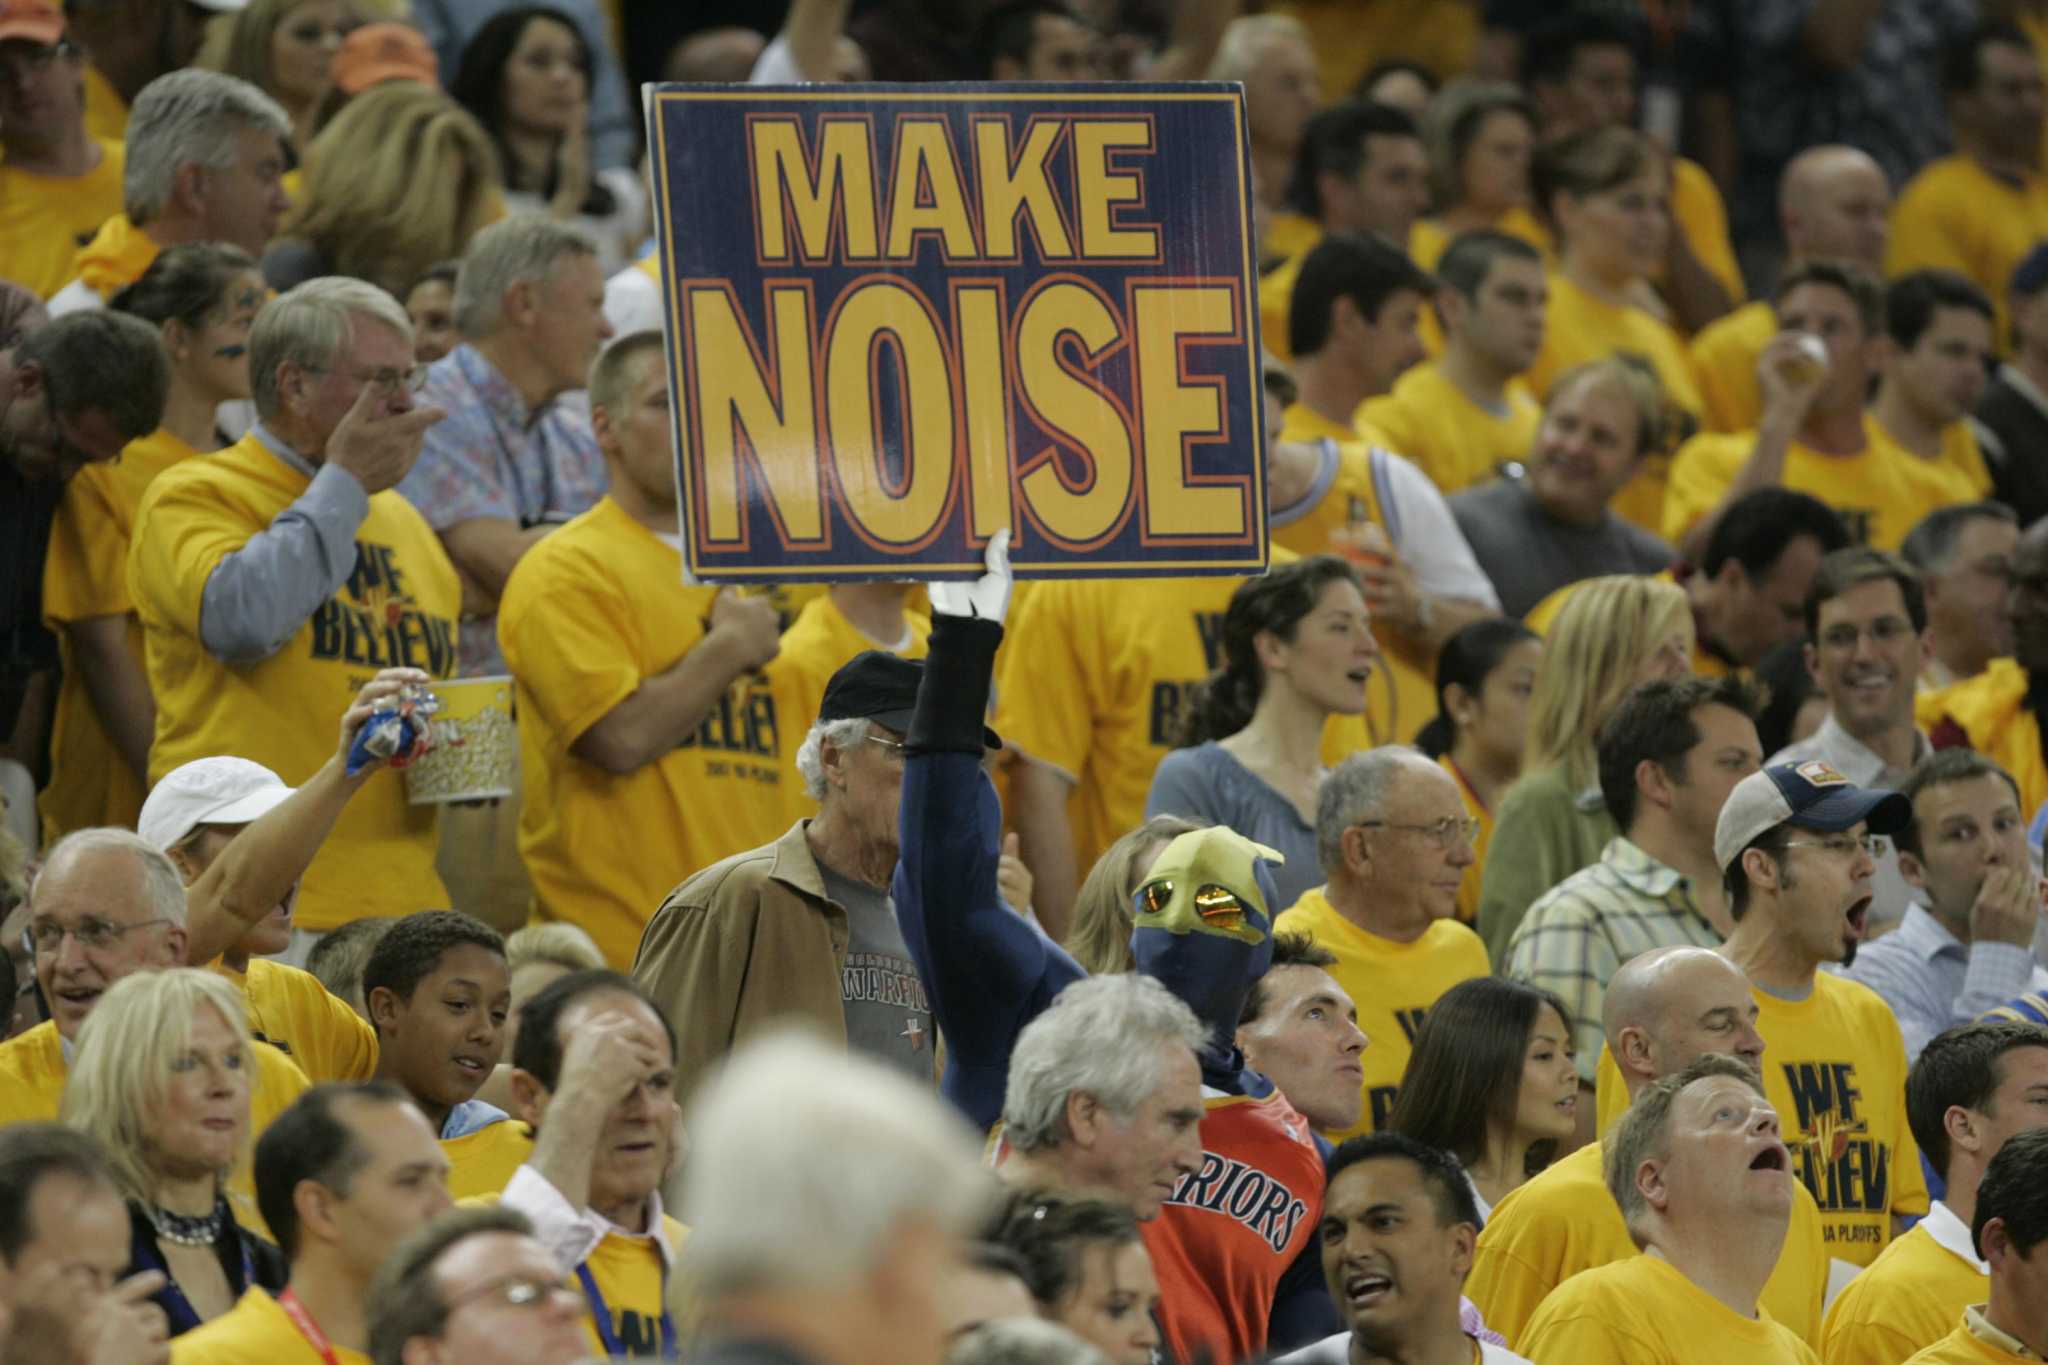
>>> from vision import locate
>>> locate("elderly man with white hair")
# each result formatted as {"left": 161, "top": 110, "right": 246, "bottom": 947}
{"left": 128, "top": 278, "right": 458, "bottom": 958}
{"left": 49, "top": 69, "right": 292, "bottom": 315}
{"left": 0, "top": 829, "right": 310, "bottom": 1186}
{"left": 683, "top": 1029, "right": 991, "bottom": 1365}
{"left": 997, "top": 974, "right": 1208, "bottom": 1218}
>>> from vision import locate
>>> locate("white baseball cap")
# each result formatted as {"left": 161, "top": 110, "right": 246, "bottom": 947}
{"left": 138, "top": 756, "right": 296, "bottom": 851}
{"left": 1713, "top": 759, "right": 1912, "bottom": 874}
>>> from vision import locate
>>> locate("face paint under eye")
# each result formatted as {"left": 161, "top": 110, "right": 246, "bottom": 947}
{"left": 214, "top": 344, "right": 247, "bottom": 359}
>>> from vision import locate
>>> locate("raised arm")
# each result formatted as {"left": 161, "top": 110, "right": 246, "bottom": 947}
{"left": 181, "top": 667, "right": 427, "bottom": 965}
{"left": 897, "top": 534, "right": 1084, "bottom": 1129}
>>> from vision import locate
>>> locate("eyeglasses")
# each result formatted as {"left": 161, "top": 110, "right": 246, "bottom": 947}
{"left": 445, "top": 1275, "right": 579, "bottom": 1313}
{"left": 1353, "top": 816, "right": 1482, "bottom": 848}
{"left": 865, "top": 732, "right": 906, "bottom": 754}
{"left": 26, "top": 916, "right": 176, "bottom": 954}
{"left": 1779, "top": 834, "right": 1883, "bottom": 858}
{"left": 305, "top": 364, "right": 428, "bottom": 396}
{"left": 0, "top": 40, "right": 78, "bottom": 84}
{"left": 1816, "top": 617, "right": 1916, "bottom": 653}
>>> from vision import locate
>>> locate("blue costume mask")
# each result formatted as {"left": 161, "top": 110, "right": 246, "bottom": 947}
{"left": 1130, "top": 826, "right": 1282, "bottom": 1071}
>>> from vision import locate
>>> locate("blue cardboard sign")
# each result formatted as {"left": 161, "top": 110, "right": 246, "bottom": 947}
{"left": 644, "top": 83, "right": 1268, "bottom": 580}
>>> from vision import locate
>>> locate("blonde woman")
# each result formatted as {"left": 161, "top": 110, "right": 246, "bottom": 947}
{"left": 61, "top": 969, "right": 287, "bottom": 1337}
{"left": 262, "top": 82, "right": 500, "bottom": 296}
{"left": 200, "top": 0, "right": 370, "bottom": 153}
{"left": 1062, "top": 815, "right": 1204, "bottom": 976}
{"left": 1473, "top": 574, "right": 1692, "bottom": 961}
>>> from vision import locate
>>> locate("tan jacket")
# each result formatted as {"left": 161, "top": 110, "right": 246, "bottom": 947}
{"left": 631, "top": 819, "right": 849, "bottom": 1104}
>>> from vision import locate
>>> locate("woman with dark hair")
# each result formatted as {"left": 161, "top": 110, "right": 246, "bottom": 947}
{"left": 1386, "top": 975, "right": 1580, "bottom": 1222}
{"left": 989, "top": 1191, "right": 1163, "bottom": 1365}
{"left": 39, "top": 244, "right": 262, "bottom": 838}
{"left": 1416, "top": 618, "right": 1542, "bottom": 925}
{"left": 1752, "top": 636, "right": 1828, "bottom": 759}
{"left": 1144, "top": 555, "right": 1378, "bottom": 909}
{"left": 450, "top": 5, "right": 646, "bottom": 273}
{"left": 1411, "top": 79, "right": 1545, "bottom": 273}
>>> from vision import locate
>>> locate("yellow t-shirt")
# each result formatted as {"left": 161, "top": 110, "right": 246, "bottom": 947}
{"left": 1525, "top": 272, "right": 1703, "bottom": 534}
{"left": 128, "top": 433, "right": 459, "bottom": 931}
{"left": 0, "top": 1020, "right": 309, "bottom": 1238}
{"left": 1903, "top": 1323, "right": 2036, "bottom": 1365}
{"left": 993, "top": 547, "right": 1366, "bottom": 882}
{"left": 497, "top": 496, "right": 796, "bottom": 968}
{"left": 1263, "top": 210, "right": 1321, "bottom": 271}
{"left": 1820, "top": 1217, "right": 1987, "bottom": 1365}
{"left": 1272, "top": 887, "right": 1489, "bottom": 1141}
{"left": 1918, "top": 660, "right": 2048, "bottom": 822}
{"left": 1866, "top": 413, "right": 1994, "bottom": 499}
{"left": 64, "top": 210, "right": 159, "bottom": 303}
{"left": 1439, "top": 756, "right": 1494, "bottom": 927}
{"left": 0, "top": 140, "right": 126, "bottom": 300}
{"left": 1257, "top": 222, "right": 1449, "bottom": 364}
{"left": 1270, "top": 0, "right": 1478, "bottom": 115}
{"left": 1888, "top": 155, "right": 2048, "bottom": 349}
{"left": 1691, "top": 299, "right": 1777, "bottom": 434}
{"left": 575, "top": 1216, "right": 690, "bottom": 1358}
{"left": 169, "top": 1286, "right": 370, "bottom": 1365}
{"left": 1592, "top": 972, "right": 1929, "bottom": 1266}
{"left": 1274, "top": 403, "right": 1439, "bottom": 748}
{"left": 39, "top": 427, "right": 198, "bottom": 841}
{"left": 442, "top": 1120, "right": 534, "bottom": 1201}
{"left": 212, "top": 957, "right": 379, "bottom": 1083}
{"left": 1662, "top": 416, "right": 1984, "bottom": 552}
{"left": 1518, "top": 1251, "right": 1821, "bottom": 1363}
{"left": 1357, "top": 363, "right": 1542, "bottom": 494}
{"left": 81, "top": 63, "right": 129, "bottom": 145}
{"left": 1470, "top": 1137, "right": 1828, "bottom": 1348}
{"left": 1409, "top": 207, "right": 1556, "bottom": 276}
{"left": 766, "top": 592, "right": 930, "bottom": 828}
{"left": 1666, "top": 157, "right": 1746, "bottom": 315}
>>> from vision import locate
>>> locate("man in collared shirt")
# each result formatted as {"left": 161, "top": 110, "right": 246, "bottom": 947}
{"left": 1894, "top": 1123, "right": 2048, "bottom": 1363}
{"left": 1771, "top": 547, "right": 1934, "bottom": 934}
{"left": 128, "top": 278, "right": 458, "bottom": 950}
{"left": 1843, "top": 752, "right": 2048, "bottom": 1063}
{"left": 500, "top": 970, "right": 685, "bottom": 1360}
{"left": 396, "top": 215, "right": 612, "bottom": 680}
{"left": 1824, "top": 1020, "right": 2048, "bottom": 1365}
{"left": 1506, "top": 675, "right": 1764, "bottom": 1083}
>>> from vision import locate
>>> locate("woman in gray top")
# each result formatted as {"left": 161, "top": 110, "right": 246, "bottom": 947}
{"left": 1145, "top": 555, "right": 1378, "bottom": 910}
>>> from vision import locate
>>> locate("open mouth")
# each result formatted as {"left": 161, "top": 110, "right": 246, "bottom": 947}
{"left": 54, "top": 986, "right": 101, "bottom": 1013}
{"left": 452, "top": 1056, "right": 487, "bottom": 1078}
{"left": 1345, "top": 668, "right": 1374, "bottom": 685}
{"left": 1749, "top": 1145, "right": 1788, "bottom": 1172}
{"left": 1556, "top": 1092, "right": 1578, "bottom": 1113}
{"left": 1844, "top": 898, "right": 1871, "bottom": 940}
{"left": 1343, "top": 1273, "right": 1393, "bottom": 1309}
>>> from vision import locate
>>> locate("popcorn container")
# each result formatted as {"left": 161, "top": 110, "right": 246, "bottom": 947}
{"left": 405, "top": 677, "right": 518, "bottom": 804}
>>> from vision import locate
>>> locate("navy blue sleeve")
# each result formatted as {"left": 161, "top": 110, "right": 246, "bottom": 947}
{"left": 896, "top": 613, "right": 1085, "bottom": 1131}
{"left": 1267, "top": 1229, "right": 1341, "bottom": 1353}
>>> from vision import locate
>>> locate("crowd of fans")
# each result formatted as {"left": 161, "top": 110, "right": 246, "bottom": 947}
{"left": 15, "top": 0, "right": 2048, "bottom": 1363}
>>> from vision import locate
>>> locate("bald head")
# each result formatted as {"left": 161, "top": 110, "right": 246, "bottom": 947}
{"left": 663, "top": 27, "right": 766, "bottom": 83}
{"left": 1604, "top": 947, "right": 1763, "bottom": 1097}
{"left": 1778, "top": 146, "right": 1890, "bottom": 270}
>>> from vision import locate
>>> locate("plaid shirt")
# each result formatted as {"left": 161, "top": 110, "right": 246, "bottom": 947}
{"left": 1503, "top": 836, "right": 1723, "bottom": 1082}
{"left": 396, "top": 344, "right": 607, "bottom": 676}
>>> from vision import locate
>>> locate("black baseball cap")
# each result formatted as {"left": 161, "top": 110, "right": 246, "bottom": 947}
{"left": 819, "top": 651, "right": 1002, "bottom": 749}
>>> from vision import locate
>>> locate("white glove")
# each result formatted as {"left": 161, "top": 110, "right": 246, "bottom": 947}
{"left": 929, "top": 528, "right": 1012, "bottom": 625}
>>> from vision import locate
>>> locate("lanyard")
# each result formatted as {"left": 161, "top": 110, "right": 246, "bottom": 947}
{"left": 575, "top": 1261, "right": 678, "bottom": 1359}
{"left": 276, "top": 1288, "right": 343, "bottom": 1365}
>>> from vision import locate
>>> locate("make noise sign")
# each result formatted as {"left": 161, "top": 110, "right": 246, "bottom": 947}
{"left": 645, "top": 84, "right": 1270, "bottom": 581}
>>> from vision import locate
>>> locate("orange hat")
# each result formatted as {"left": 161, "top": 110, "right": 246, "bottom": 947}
{"left": 332, "top": 22, "right": 438, "bottom": 95}
{"left": 0, "top": 0, "right": 64, "bottom": 46}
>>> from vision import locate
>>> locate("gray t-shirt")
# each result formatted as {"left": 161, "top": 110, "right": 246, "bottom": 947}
{"left": 817, "top": 860, "right": 934, "bottom": 1080}
{"left": 1145, "top": 741, "right": 1322, "bottom": 910}
{"left": 1448, "top": 478, "right": 1674, "bottom": 620}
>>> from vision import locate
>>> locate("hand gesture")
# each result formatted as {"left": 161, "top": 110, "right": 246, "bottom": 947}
{"left": 325, "top": 382, "right": 447, "bottom": 494}
{"left": 1970, "top": 864, "right": 2043, "bottom": 948}
{"left": 551, "top": 101, "right": 592, "bottom": 218}
{"left": 929, "top": 528, "right": 1013, "bottom": 624}
{"left": 998, "top": 830, "right": 1034, "bottom": 916}
{"left": 556, "top": 1007, "right": 671, "bottom": 1112}
{"left": 1755, "top": 331, "right": 1829, "bottom": 420}
{"left": 707, "top": 588, "right": 782, "bottom": 671}
{"left": 336, "top": 667, "right": 434, "bottom": 772}
{"left": 84, "top": 1271, "right": 171, "bottom": 1365}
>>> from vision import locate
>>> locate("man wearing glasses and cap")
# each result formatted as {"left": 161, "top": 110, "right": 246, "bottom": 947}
{"left": 0, "top": 0, "right": 125, "bottom": 299}
{"left": 1594, "top": 759, "right": 1930, "bottom": 1273}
